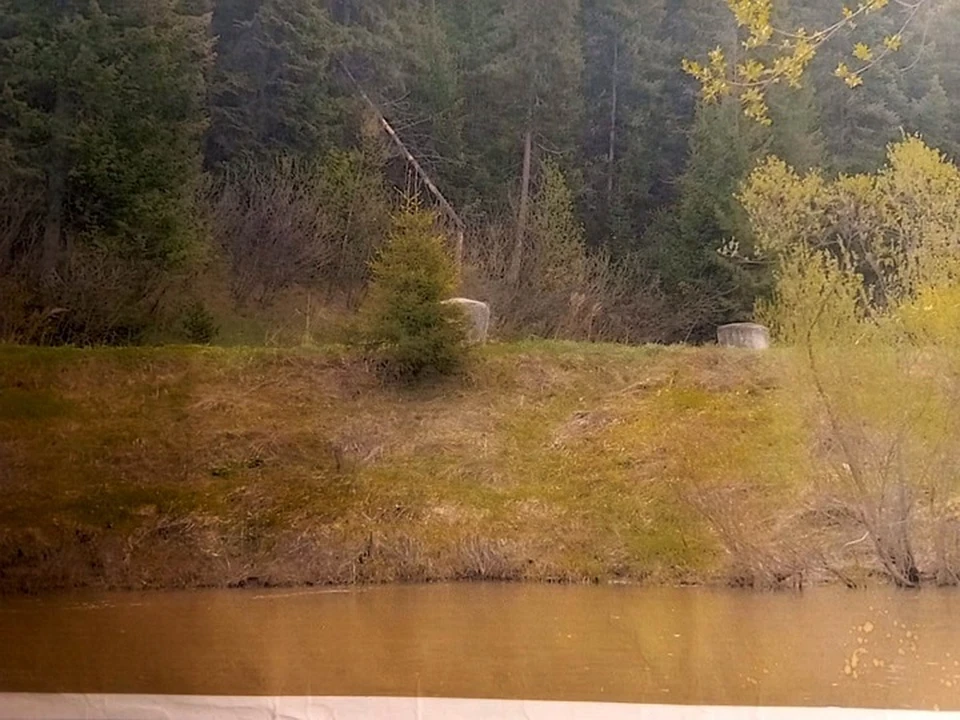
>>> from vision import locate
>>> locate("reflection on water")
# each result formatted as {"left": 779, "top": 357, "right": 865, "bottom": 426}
{"left": 1, "top": 585, "right": 958, "bottom": 710}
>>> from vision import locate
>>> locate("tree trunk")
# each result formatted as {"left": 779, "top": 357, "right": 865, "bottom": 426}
{"left": 509, "top": 126, "right": 533, "bottom": 286}
{"left": 606, "top": 40, "right": 619, "bottom": 209}
{"left": 41, "top": 88, "right": 68, "bottom": 286}
{"left": 339, "top": 60, "right": 465, "bottom": 273}
{"left": 41, "top": 0, "right": 72, "bottom": 286}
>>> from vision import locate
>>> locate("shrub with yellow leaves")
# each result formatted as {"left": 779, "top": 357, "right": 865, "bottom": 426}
{"left": 742, "top": 137, "right": 960, "bottom": 587}
{"left": 685, "top": 0, "right": 926, "bottom": 123}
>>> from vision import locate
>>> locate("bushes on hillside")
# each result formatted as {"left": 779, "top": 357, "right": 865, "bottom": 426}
{"left": 209, "top": 158, "right": 338, "bottom": 307}
{"left": 463, "top": 161, "right": 677, "bottom": 344}
{"left": 1, "top": 247, "right": 170, "bottom": 346}
{"left": 743, "top": 137, "right": 960, "bottom": 587}
{"left": 208, "top": 148, "right": 390, "bottom": 309}
{"left": 361, "top": 206, "right": 467, "bottom": 379}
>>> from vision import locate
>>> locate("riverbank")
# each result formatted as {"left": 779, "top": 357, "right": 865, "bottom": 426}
{"left": 0, "top": 342, "right": 884, "bottom": 594}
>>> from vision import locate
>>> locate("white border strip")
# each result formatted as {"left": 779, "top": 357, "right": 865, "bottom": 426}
{"left": 0, "top": 696, "right": 952, "bottom": 720}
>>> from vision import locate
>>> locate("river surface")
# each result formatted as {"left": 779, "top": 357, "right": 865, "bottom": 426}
{"left": 1, "top": 585, "right": 959, "bottom": 710}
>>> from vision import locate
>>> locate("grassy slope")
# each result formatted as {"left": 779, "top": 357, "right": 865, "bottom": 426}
{"left": 0, "top": 342, "right": 814, "bottom": 594}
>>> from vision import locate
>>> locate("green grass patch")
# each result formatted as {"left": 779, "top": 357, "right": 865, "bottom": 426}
{"left": 0, "top": 388, "right": 73, "bottom": 421}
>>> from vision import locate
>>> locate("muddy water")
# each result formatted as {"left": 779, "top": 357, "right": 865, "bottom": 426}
{"left": 1, "top": 585, "right": 959, "bottom": 710}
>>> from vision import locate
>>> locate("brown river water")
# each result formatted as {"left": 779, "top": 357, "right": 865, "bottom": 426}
{"left": 1, "top": 584, "right": 959, "bottom": 710}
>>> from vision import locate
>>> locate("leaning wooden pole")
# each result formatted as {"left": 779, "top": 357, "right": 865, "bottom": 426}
{"left": 338, "top": 61, "right": 465, "bottom": 271}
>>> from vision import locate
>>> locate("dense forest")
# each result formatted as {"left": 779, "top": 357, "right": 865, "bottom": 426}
{"left": 1, "top": 0, "right": 959, "bottom": 345}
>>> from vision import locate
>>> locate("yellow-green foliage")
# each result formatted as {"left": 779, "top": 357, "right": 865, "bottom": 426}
{"left": 742, "top": 136, "right": 960, "bottom": 585}
{"left": 744, "top": 137, "right": 960, "bottom": 343}
{"left": 361, "top": 206, "right": 467, "bottom": 378}
{"left": 531, "top": 161, "right": 588, "bottom": 294}
{"left": 317, "top": 138, "right": 392, "bottom": 294}
{"left": 685, "top": 0, "right": 907, "bottom": 123}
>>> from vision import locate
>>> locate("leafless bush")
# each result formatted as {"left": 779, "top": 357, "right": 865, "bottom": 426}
{"left": 0, "top": 173, "right": 42, "bottom": 275}
{"left": 0, "top": 274, "right": 34, "bottom": 343}
{"left": 681, "top": 482, "right": 807, "bottom": 589}
{"left": 208, "top": 153, "right": 390, "bottom": 309}
{"left": 816, "top": 423, "right": 923, "bottom": 587}
{"left": 456, "top": 535, "right": 524, "bottom": 580}
{"left": 61, "top": 249, "right": 165, "bottom": 344}
{"left": 462, "top": 220, "right": 680, "bottom": 344}
{"left": 1, "top": 244, "right": 168, "bottom": 345}
{"left": 802, "top": 344, "right": 960, "bottom": 588}
{"left": 208, "top": 159, "right": 341, "bottom": 306}
{"left": 0, "top": 172, "right": 45, "bottom": 341}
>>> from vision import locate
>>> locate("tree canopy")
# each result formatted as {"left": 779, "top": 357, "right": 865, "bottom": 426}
{"left": 2, "top": 0, "right": 959, "bottom": 344}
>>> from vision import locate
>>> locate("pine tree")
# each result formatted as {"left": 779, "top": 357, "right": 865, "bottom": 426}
{"left": 361, "top": 204, "right": 466, "bottom": 379}
{"left": 469, "top": 0, "right": 584, "bottom": 283}
{"left": 0, "top": 0, "right": 210, "bottom": 279}
{"left": 581, "top": 0, "right": 696, "bottom": 252}
{"left": 645, "top": 99, "right": 767, "bottom": 339}
{"left": 205, "top": 0, "right": 343, "bottom": 169}
{"left": 580, "top": 0, "right": 645, "bottom": 246}
{"left": 334, "top": 0, "right": 468, "bottom": 210}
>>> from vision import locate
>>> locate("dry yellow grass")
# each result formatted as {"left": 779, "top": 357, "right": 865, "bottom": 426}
{"left": 0, "top": 342, "right": 830, "bottom": 594}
